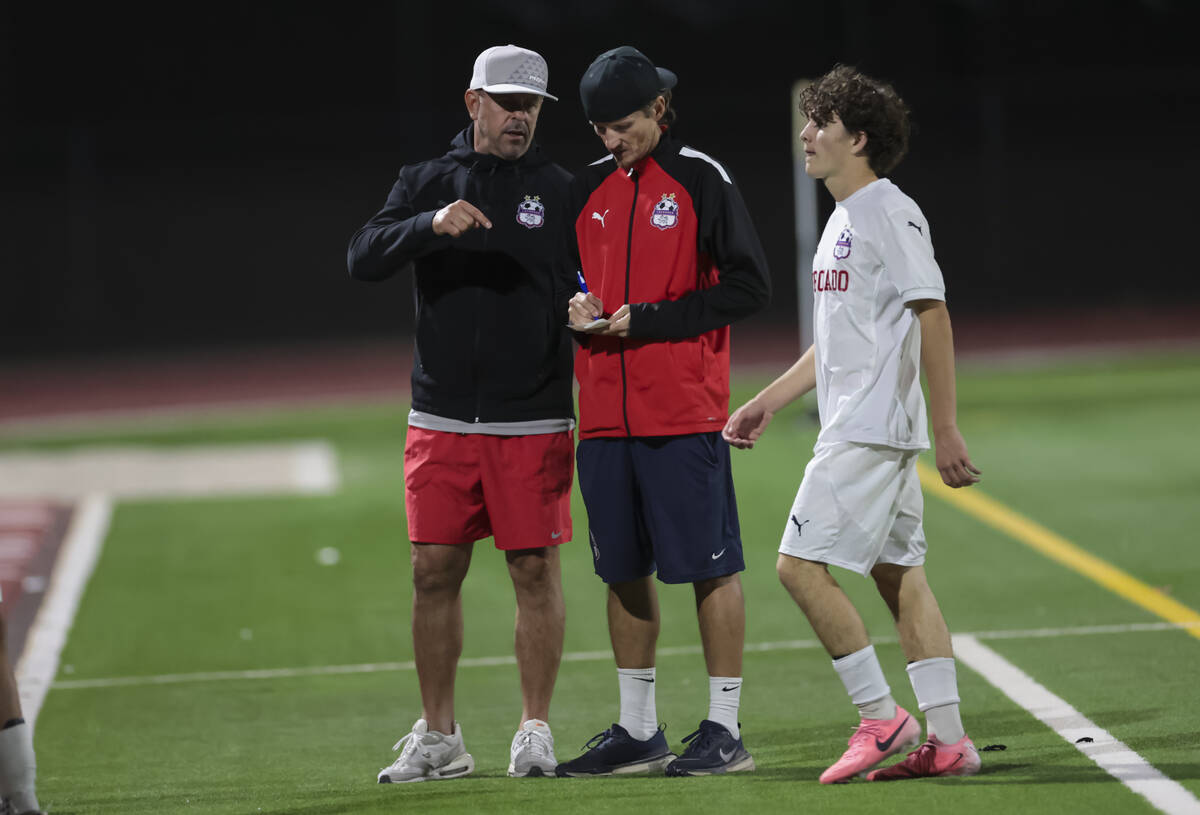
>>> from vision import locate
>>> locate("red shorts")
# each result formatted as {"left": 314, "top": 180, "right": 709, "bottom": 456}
{"left": 403, "top": 426, "right": 574, "bottom": 550}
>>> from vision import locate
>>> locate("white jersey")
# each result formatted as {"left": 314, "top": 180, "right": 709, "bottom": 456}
{"left": 811, "top": 178, "right": 945, "bottom": 450}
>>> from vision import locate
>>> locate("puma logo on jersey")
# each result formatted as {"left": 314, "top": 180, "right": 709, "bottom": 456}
{"left": 907, "top": 220, "right": 923, "bottom": 234}
{"left": 791, "top": 515, "right": 810, "bottom": 535}
{"left": 592, "top": 209, "right": 609, "bottom": 227}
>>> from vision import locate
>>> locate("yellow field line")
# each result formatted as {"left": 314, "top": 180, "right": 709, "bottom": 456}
{"left": 916, "top": 460, "right": 1200, "bottom": 642}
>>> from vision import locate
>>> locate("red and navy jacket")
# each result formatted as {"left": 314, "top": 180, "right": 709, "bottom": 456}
{"left": 570, "top": 134, "right": 771, "bottom": 439}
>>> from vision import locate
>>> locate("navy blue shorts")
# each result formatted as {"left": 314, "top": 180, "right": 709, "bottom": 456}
{"left": 576, "top": 432, "right": 744, "bottom": 585}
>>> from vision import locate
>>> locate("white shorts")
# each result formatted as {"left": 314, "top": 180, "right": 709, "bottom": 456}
{"left": 778, "top": 441, "right": 927, "bottom": 576}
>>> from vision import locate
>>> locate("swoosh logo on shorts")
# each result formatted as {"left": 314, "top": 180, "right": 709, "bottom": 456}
{"left": 550, "top": 531, "right": 562, "bottom": 539}
{"left": 874, "top": 715, "right": 912, "bottom": 752}
{"left": 711, "top": 548, "right": 726, "bottom": 560}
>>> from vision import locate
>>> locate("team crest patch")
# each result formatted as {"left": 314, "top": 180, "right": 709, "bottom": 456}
{"left": 651, "top": 193, "right": 679, "bottom": 230}
{"left": 833, "top": 228, "right": 853, "bottom": 259}
{"left": 516, "top": 195, "right": 545, "bottom": 229}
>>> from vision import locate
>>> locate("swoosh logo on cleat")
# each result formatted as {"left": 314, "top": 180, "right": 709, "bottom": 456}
{"left": 719, "top": 748, "right": 734, "bottom": 762}
{"left": 874, "top": 715, "right": 912, "bottom": 752}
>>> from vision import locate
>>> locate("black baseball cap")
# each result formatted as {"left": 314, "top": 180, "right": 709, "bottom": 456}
{"left": 579, "top": 46, "right": 677, "bottom": 123}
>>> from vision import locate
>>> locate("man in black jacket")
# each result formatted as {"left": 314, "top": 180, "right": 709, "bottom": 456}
{"left": 347, "top": 44, "right": 575, "bottom": 783}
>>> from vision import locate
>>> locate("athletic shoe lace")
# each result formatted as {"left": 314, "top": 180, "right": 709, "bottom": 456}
{"left": 391, "top": 730, "right": 429, "bottom": 760}
{"left": 679, "top": 724, "right": 719, "bottom": 756}
{"left": 844, "top": 719, "right": 887, "bottom": 753}
{"left": 580, "top": 728, "right": 615, "bottom": 751}
{"left": 516, "top": 728, "right": 552, "bottom": 759}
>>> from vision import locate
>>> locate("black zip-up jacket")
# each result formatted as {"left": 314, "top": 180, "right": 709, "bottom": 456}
{"left": 347, "top": 126, "right": 575, "bottom": 424}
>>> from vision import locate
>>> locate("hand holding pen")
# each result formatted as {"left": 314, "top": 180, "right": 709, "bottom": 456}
{"left": 568, "top": 270, "right": 631, "bottom": 336}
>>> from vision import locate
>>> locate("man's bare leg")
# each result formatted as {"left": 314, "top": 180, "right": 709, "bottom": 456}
{"left": 871, "top": 563, "right": 966, "bottom": 743}
{"left": 776, "top": 554, "right": 870, "bottom": 656}
{"left": 870, "top": 564, "right": 952, "bottom": 661}
{"left": 411, "top": 541, "right": 473, "bottom": 735}
{"left": 694, "top": 573, "right": 747, "bottom": 739}
{"left": 506, "top": 546, "right": 564, "bottom": 726}
{"left": 694, "top": 574, "right": 744, "bottom": 676}
{"left": 606, "top": 577, "right": 660, "bottom": 740}
{"left": 608, "top": 576, "right": 659, "bottom": 668}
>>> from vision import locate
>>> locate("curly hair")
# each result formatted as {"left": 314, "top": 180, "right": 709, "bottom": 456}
{"left": 799, "top": 65, "right": 910, "bottom": 176}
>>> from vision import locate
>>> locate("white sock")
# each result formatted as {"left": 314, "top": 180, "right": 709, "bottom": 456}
{"left": 707, "top": 676, "right": 741, "bottom": 738}
{"left": 617, "top": 667, "right": 657, "bottom": 741}
{"left": 0, "top": 720, "right": 39, "bottom": 814}
{"left": 833, "top": 645, "right": 896, "bottom": 720}
{"left": 907, "top": 657, "right": 965, "bottom": 743}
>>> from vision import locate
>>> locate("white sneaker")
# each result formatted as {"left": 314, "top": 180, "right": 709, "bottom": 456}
{"left": 508, "top": 718, "right": 557, "bottom": 777}
{"left": 377, "top": 719, "right": 475, "bottom": 783}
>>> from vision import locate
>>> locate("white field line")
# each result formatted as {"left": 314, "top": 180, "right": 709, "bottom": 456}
{"left": 16, "top": 493, "right": 112, "bottom": 727}
{"left": 50, "top": 620, "right": 1200, "bottom": 691}
{"left": 954, "top": 634, "right": 1200, "bottom": 815}
{"left": 0, "top": 442, "right": 340, "bottom": 500}
{"left": 0, "top": 392, "right": 407, "bottom": 440}
{"left": 7, "top": 442, "right": 343, "bottom": 725}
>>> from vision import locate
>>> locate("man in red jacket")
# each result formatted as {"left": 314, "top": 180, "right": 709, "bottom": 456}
{"left": 555, "top": 46, "right": 770, "bottom": 778}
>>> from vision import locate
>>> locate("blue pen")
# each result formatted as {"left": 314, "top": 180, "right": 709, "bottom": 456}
{"left": 575, "top": 270, "right": 602, "bottom": 323}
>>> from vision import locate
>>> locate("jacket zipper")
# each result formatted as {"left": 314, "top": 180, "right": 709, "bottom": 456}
{"left": 472, "top": 173, "right": 490, "bottom": 422}
{"left": 619, "top": 169, "right": 638, "bottom": 437}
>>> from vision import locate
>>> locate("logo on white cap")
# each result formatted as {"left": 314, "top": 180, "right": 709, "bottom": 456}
{"left": 469, "top": 44, "right": 558, "bottom": 101}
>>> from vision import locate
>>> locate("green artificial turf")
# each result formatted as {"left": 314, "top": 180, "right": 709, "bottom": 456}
{"left": 11, "top": 349, "right": 1199, "bottom": 813}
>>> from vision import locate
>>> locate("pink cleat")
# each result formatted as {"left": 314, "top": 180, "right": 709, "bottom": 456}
{"left": 818, "top": 706, "right": 922, "bottom": 784}
{"left": 866, "top": 734, "right": 981, "bottom": 781}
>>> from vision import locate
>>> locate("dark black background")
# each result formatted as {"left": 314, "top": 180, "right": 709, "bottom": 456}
{"left": 3, "top": 1, "right": 1198, "bottom": 358}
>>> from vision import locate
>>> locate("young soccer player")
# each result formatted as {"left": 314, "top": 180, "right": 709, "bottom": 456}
{"left": 724, "top": 64, "right": 982, "bottom": 783}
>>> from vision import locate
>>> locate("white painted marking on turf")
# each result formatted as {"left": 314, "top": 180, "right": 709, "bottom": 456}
{"left": 291, "top": 442, "right": 340, "bottom": 493}
{"left": 3, "top": 441, "right": 343, "bottom": 725}
{"left": 49, "top": 620, "right": 1200, "bottom": 692}
{"left": 16, "top": 493, "right": 112, "bottom": 727}
{"left": 0, "top": 441, "right": 340, "bottom": 500}
{"left": 0, "top": 392, "right": 408, "bottom": 439}
{"left": 954, "top": 634, "right": 1200, "bottom": 815}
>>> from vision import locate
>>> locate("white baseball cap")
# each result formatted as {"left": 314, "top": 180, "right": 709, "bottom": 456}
{"left": 468, "top": 44, "right": 558, "bottom": 101}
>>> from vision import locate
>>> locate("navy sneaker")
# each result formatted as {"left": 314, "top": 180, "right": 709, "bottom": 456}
{"left": 664, "top": 720, "right": 755, "bottom": 776}
{"left": 555, "top": 723, "right": 675, "bottom": 776}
